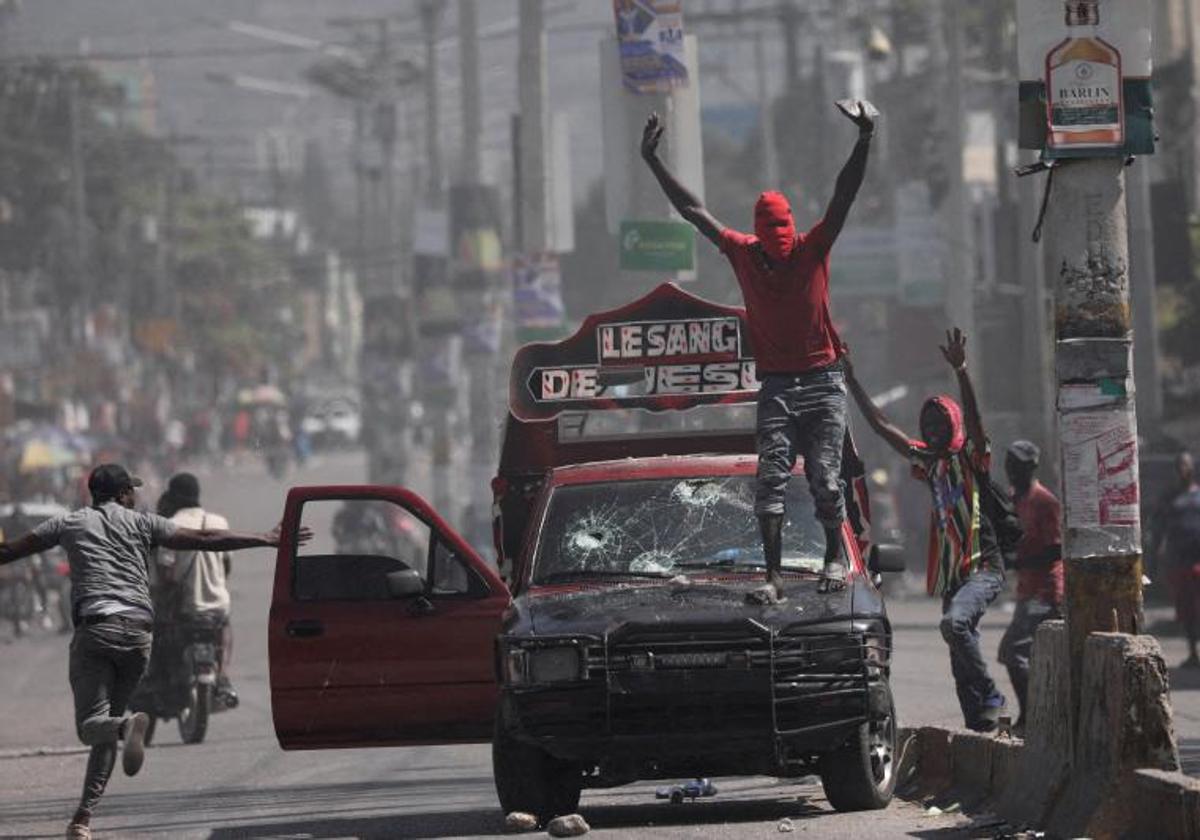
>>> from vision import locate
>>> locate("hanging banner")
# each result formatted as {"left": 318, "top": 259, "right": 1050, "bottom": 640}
{"left": 1016, "top": 0, "right": 1153, "bottom": 158}
{"left": 512, "top": 254, "right": 566, "bottom": 344}
{"left": 612, "top": 1, "right": 688, "bottom": 94}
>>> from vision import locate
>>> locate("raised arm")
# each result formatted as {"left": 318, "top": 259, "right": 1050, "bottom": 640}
{"left": 640, "top": 112, "right": 724, "bottom": 247}
{"left": 844, "top": 355, "right": 913, "bottom": 458}
{"left": 822, "top": 100, "right": 876, "bottom": 243}
{"left": 940, "top": 328, "right": 987, "bottom": 453}
{"left": 160, "top": 523, "right": 312, "bottom": 553}
{"left": 0, "top": 532, "right": 55, "bottom": 566}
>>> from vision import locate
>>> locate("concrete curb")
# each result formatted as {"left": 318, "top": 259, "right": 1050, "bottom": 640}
{"left": 0, "top": 745, "right": 89, "bottom": 760}
{"left": 897, "top": 725, "right": 1200, "bottom": 838}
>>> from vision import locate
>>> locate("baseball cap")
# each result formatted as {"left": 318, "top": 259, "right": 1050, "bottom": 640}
{"left": 88, "top": 463, "right": 143, "bottom": 499}
{"left": 1007, "top": 440, "right": 1041, "bottom": 465}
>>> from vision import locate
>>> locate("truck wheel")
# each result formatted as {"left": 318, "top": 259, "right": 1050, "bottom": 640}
{"left": 492, "top": 716, "right": 581, "bottom": 824}
{"left": 819, "top": 684, "right": 897, "bottom": 812}
{"left": 178, "top": 684, "right": 211, "bottom": 745}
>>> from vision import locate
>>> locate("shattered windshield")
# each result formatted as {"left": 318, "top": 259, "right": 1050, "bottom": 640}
{"left": 531, "top": 476, "right": 826, "bottom": 583}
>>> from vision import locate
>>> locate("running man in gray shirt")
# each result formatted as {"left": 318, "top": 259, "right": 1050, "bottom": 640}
{"left": 0, "top": 464, "right": 310, "bottom": 840}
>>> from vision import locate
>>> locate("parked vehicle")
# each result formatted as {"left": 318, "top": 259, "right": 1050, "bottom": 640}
{"left": 266, "top": 285, "right": 903, "bottom": 824}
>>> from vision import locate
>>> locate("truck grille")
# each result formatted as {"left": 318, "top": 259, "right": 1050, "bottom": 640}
{"left": 515, "top": 627, "right": 870, "bottom": 741}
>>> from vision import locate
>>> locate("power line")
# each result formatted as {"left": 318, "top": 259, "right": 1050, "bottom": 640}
{"left": 0, "top": 41, "right": 365, "bottom": 64}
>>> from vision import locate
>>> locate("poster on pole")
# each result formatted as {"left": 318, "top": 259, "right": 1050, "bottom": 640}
{"left": 512, "top": 254, "right": 566, "bottom": 344}
{"left": 612, "top": 1, "right": 688, "bottom": 94}
{"left": 1016, "top": 0, "right": 1153, "bottom": 158}
{"left": 1060, "top": 405, "right": 1141, "bottom": 551}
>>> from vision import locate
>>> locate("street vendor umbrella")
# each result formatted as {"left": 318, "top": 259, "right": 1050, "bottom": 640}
{"left": 237, "top": 384, "right": 287, "bottom": 406}
{"left": 18, "top": 439, "right": 84, "bottom": 473}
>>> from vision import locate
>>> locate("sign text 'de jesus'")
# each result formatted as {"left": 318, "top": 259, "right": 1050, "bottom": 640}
{"left": 508, "top": 284, "right": 760, "bottom": 421}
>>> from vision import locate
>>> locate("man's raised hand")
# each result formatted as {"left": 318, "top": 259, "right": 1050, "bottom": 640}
{"left": 641, "top": 112, "right": 665, "bottom": 162}
{"left": 940, "top": 327, "right": 968, "bottom": 372}
{"left": 835, "top": 98, "right": 878, "bottom": 136}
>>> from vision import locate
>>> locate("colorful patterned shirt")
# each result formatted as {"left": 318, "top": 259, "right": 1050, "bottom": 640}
{"left": 909, "top": 438, "right": 998, "bottom": 596}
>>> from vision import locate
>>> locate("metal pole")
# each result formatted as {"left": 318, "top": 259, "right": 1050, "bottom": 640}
{"left": 68, "top": 77, "right": 88, "bottom": 346}
{"left": 754, "top": 29, "right": 779, "bottom": 188}
{"left": 941, "top": 0, "right": 974, "bottom": 341}
{"left": 1127, "top": 159, "right": 1163, "bottom": 435}
{"left": 458, "top": 0, "right": 482, "bottom": 184}
{"left": 1045, "top": 157, "right": 1144, "bottom": 710}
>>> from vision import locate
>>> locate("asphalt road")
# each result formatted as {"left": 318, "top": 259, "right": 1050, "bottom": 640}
{"left": 1, "top": 450, "right": 1196, "bottom": 839}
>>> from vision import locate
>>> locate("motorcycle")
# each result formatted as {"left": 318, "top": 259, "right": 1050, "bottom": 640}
{"left": 131, "top": 615, "right": 238, "bottom": 744}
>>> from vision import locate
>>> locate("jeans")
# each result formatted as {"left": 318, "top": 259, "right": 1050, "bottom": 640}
{"left": 755, "top": 371, "right": 847, "bottom": 526}
{"left": 998, "top": 598, "right": 1059, "bottom": 721}
{"left": 940, "top": 568, "right": 1006, "bottom": 729}
{"left": 68, "top": 616, "right": 152, "bottom": 818}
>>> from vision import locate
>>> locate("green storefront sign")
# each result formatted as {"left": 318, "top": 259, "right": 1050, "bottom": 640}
{"left": 619, "top": 220, "right": 695, "bottom": 272}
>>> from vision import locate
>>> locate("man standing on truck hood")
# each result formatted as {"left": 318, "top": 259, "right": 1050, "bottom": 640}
{"left": 640, "top": 100, "right": 876, "bottom": 602}
{"left": 0, "top": 463, "right": 309, "bottom": 840}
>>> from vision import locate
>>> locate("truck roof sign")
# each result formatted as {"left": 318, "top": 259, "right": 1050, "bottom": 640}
{"left": 509, "top": 283, "right": 759, "bottom": 422}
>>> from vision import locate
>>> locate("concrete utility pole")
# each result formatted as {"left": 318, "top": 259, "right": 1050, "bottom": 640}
{"left": 418, "top": 1, "right": 444, "bottom": 203}
{"left": 517, "top": 0, "right": 548, "bottom": 256}
{"left": 1043, "top": 157, "right": 1144, "bottom": 697}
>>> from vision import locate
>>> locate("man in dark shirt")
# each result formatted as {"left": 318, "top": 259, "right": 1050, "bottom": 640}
{"left": 641, "top": 100, "right": 875, "bottom": 602}
{"left": 997, "top": 440, "right": 1062, "bottom": 733}
{"left": 0, "top": 464, "right": 309, "bottom": 840}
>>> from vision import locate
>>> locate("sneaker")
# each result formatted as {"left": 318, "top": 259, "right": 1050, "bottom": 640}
{"left": 122, "top": 712, "right": 150, "bottom": 776}
{"left": 745, "top": 583, "right": 786, "bottom": 605}
{"left": 66, "top": 822, "right": 90, "bottom": 840}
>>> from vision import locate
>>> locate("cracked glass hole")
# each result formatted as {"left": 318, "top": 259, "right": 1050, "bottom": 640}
{"left": 672, "top": 479, "right": 724, "bottom": 508}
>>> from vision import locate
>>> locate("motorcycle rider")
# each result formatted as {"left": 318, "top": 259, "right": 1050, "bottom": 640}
{"left": 154, "top": 472, "right": 238, "bottom": 705}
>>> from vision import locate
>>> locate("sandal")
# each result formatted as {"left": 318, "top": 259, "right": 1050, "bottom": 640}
{"left": 817, "top": 561, "right": 848, "bottom": 594}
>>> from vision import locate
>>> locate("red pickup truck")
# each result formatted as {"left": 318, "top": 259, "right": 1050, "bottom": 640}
{"left": 267, "top": 284, "right": 902, "bottom": 824}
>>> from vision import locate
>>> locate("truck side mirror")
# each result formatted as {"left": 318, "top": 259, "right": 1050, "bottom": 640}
{"left": 869, "top": 543, "right": 906, "bottom": 574}
{"left": 386, "top": 568, "right": 425, "bottom": 599}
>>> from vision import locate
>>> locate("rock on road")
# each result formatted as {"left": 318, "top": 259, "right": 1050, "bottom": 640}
{"left": 1, "top": 451, "right": 1195, "bottom": 839}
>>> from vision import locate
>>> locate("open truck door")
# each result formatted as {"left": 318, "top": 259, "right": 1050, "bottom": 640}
{"left": 268, "top": 484, "right": 510, "bottom": 749}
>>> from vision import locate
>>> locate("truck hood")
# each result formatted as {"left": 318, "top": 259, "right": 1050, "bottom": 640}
{"left": 511, "top": 576, "right": 875, "bottom": 638}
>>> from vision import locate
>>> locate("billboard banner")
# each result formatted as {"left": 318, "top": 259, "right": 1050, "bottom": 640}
{"left": 612, "top": 1, "right": 688, "bottom": 94}
{"left": 1016, "top": 0, "right": 1153, "bottom": 158}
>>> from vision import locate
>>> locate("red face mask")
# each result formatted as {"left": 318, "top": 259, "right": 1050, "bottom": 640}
{"left": 754, "top": 191, "right": 796, "bottom": 261}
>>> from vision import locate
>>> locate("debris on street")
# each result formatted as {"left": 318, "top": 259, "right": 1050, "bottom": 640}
{"left": 546, "top": 813, "right": 590, "bottom": 837}
{"left": 505, "top": 811, "right": 538, "bottom": 832}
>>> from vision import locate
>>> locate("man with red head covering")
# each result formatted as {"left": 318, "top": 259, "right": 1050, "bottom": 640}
{"left": 844, "top": 328, "right": 1009, "bottom": 732}
{"left": 640, "top": 100, "right": 876, "bottom": 603}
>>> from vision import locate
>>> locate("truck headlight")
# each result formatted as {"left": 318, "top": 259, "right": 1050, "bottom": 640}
{"left": 528, "top": 646, "right": 581, "bottom": 683}
{"left": 501, "top": 643, "right": 583, "bottom": 685}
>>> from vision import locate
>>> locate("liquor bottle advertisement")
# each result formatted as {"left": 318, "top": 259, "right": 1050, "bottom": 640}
{"left": 1016, "top": 0, "right": 1154, "bottom": 158}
